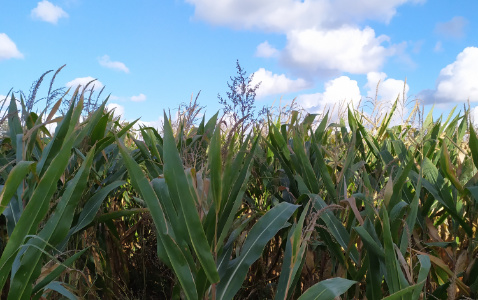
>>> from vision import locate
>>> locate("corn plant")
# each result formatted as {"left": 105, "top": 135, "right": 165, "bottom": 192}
{"left": 0, "top": 89, "right": 134, "bottom": 299}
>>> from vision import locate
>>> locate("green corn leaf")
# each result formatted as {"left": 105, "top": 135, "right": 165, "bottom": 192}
{"left": 411, "top": 255, "right": 431, "bottom": 300}
{"left": 69, "top": 181, "right": 125, "bottom": 235}
{"left": 89, "top": 113, "right": 109, "bottom": 145}
{"left": 400, "top": 170, "right": 421, "bottom": 253}
{"left": 348, "top": 107, "right": 358, "bottom": 133}
{"left": 423, "top": 105, "right": 434, "bottom": 129}
{"left": 389, "top": 158, "right": 414, "bottom": 210}
{"left": 270, "top": 122, "right": 291, "bottom": 161}
{"left": 0, "top": 98, "right": 84, "bottom": 291}
{"left": 366, "top": 253, "right": 383, "bottom": 300}
{"left": 7, "top": 94, "right": 23, "bottom": 151}
{"left": 0, "top": 161, "right": 34, "bottom": 215}
{"left": 469, "top": 125, "right": 478, "bottom": 170}
{"left": 382, "top": 207, "right": 402, "bottom": 294}
{"left": 162, "top": 112, "right": 219, "bottom": 284}
{"left": 160, "top": 234, "right": 198, "bottom": 300}
{"left": 32, "top": 248, "right": 88, "bottom": 294}
{"left": 151, "top": 178, "right": 185, "bottom": 242}
{"left": 276, "top": 223, "right": 299, "bottom": 300}
{"left": 297, "top": 278, "right": 357, "bottom": 300}
{"left": 94, "top": 208, "right": 148, "bottom": 223}
{"left": 41, "top": 281, "right": 77, "bottom": 300}
{"left": 216, "top": 217, "right": 253, "bottom": 278}
{"left": 216, "top": 137, "right": 258, "bottom": 251}
{"left": 357, "top": 120, "right": 381, "bottom": 160}
{"left": 95, "top": 118, "right": 139, "bottom": 154}
{"left": 209, "top": 124, "right": 222, "bottom": 211}
{"left": 203, "top": 111, "right": 218, "bottom": 141}
{"left": 140, "top": 127, "right": 163, "bottom": 164}
{"left": 410, "top": 172, "right": 473, "bottom": 236}
{"left": 310, "top": 137, "right": 337, "bottom": 201}
{"left": 134, "top": 138, "right": 161, "bottom": 178}
{"left": 311, "top": 195, "right": 359, "bottom": 264}
{"left": 440, "top": 142, "right": 464, "bottom": 194}
{"left": 117, "top": 139, "right": 168, "bottom": 234}
{"left": 8, "top": 146, "right": 95, "bottom": 299}
{"left": 292, "top": 129, "right": 320, "bottom": 194}
{"left": 36, "top": 88, "right": 79, "bottom": 176}
{"left": 382, "top": 254, "right": 430, "bottom": 300}
{"left": 302, "top": 114, "right": 317, "bottom": 132}
{"left": 377, "top": 98, "right": 398, "bottom": 140}
{"left": 217, "top": 202, "right": 298, "bottom": 300}
{"left": 118, "top": 138, "right": 198, "bottom": 299}
{"left": 314, "top": 111, "right": 329, "bottom": 142}
{"left": 276, "top": 201, "right": 310, "bottom": 300}
{"left": 354, "top": 226, "right": 384, "bottom": 259}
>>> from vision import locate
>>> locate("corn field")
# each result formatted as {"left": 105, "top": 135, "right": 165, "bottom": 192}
{"left": 0, "top": 83, "right": 477, "bottom": 299}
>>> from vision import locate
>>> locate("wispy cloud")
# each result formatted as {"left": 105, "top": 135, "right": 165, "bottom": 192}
{"left": 130, "top": 93, "right": 146, "bottom": 102}
{"left": 434, "top": 41, "right": 443, "bottom": 52}
{"left": 0, "top": 33, "right": 23, "bottom": 61}
{"left": 31, "top": 1, "right": 69, "bottom": 25}
{"left": 435, "top": 16, "right": 468, "bottom": 39}
{"left": 98, "top": 55, "right": 130, "bottom": 73}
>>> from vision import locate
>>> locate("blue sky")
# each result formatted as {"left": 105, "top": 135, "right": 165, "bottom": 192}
{"left": 1, "top": 0, "right": 477, "bottom": 126}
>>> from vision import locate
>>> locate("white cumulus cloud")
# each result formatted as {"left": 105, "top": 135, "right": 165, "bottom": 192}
{"left": 31, "top": 1, "right": 68, "bottom": 24}
{"left": 185, "top": 0, "right": 422, "bottom": 32}
{"left": 282, "top": 26, "right": 393, "bottom": 75}
{"left": 297, "top": 76, "right": 362, "bottom": 115}
{"left": 131, "top": 93, "right": 147, "bottom": 102}
{"left": 365, "top": 72, "right": 408, "bottom": 102}
{"left": 365, "top": 72, "right": 409, "bottom": 124}
{"left": 185, "top": 0, "right": 421, "bottom": 78}
{"left": 0, "top": 33, "right": 23, "bottom": 61}
{"left": 251, "top": 68, "right": 310, "bottom": 99}
{"left": 66, "top": 77, "right": 104, "bottom": 93}
{"left": 106, "top": 103, "right": 125, "bottom": 119}
{"left": 185, "top": 0, "right": 328, "bottom": 32}
{"left": 98, "top": 55, "right": 130, "bottom": 73}
{"left": 255, "top": 41, "right": 279, "bottom": 58}
{"left": 435, "top": 47, "right": 478, "bottom": 102}
{"left": 420, "top": 47, "right": 478, "bottom": 103}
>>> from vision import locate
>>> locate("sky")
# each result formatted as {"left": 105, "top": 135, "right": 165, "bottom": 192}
{"left": 0, "top": 0, "right": 477, "bottom": 127}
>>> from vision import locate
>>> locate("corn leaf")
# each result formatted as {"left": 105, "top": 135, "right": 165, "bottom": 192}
{"left": 217, "top": 202, "right": 298, "bottom": 300}
{"left": 297, "top": 278, "right": 356, "bottom": 300}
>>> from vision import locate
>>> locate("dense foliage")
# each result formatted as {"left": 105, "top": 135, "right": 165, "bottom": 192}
{"left": 0, "top": 81, "right": 477, "bottom": 299}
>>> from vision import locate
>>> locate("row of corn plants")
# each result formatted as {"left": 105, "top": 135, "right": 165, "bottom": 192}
{"left": 1, "top": 84, "right": 477, "bottom": 299}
